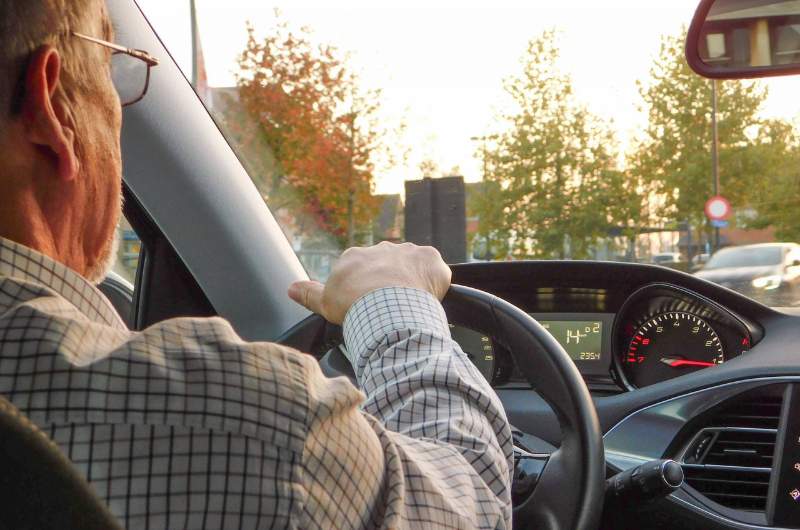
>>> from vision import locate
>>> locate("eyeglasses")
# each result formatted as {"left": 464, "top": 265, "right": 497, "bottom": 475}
{"left": 72, "top": 31, "right": 159, "bottom": 107}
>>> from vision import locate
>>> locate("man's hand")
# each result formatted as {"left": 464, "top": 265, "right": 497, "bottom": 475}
{"left": 288, "top": 242, "right": 451, "bottom": 324}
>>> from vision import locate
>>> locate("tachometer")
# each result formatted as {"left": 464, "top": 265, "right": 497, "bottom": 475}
{"left": 622, "top": 312, "right": 724, "bottom": 388}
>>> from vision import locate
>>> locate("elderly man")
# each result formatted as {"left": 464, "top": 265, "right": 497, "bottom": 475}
{"left": 0, "top": 1, "right": 512, "bottom": 529}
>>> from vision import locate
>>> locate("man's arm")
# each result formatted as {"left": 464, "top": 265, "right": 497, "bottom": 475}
{"left": 290, "top": 243, "right": 513, "bottom": 529}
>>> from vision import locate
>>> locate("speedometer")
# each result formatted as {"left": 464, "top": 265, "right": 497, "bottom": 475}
{"left": 622, "top": 312, "right": 724, "bottom": 388}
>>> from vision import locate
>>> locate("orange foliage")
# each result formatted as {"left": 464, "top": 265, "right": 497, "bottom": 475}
{"left": 235, "top": 17, "right": 380, "bottom": 244}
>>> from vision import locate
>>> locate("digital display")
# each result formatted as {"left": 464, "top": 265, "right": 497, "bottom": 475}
{"left": 450, "top": 313, "right": 613, "bottom": 384}
{"left": 537, "top": 320, "right": 603, "bottom": 362}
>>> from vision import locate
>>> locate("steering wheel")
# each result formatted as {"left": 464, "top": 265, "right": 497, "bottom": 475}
{"left": 279, "top": 284, "right": 605, "bottom": 530}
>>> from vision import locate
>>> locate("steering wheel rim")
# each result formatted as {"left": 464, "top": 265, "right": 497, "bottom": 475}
{"left": 278, "top": 284, "right": 605, "bottom": 530}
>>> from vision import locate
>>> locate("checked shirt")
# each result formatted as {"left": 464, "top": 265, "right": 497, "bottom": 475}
{"left": 0, "top": 237, "right": 513, "bottom": 529}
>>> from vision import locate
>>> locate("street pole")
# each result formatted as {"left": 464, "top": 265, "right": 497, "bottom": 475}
{"left": 470, "top": 135, "right": 491, "bottom": 258}
{"left": 711, "top": 79, "right": 721, "bottom": 252}
{"left": 190, "top": 0, "right": 198, "bottom": 88}
{"left": 347, "top": 111, "right": 356, "bottom": 247}
{"left": 470, "top": 136, "right": 488, "bottom": 179}
{"left": 481, "top": 140, "right": 487, "bottom": 180}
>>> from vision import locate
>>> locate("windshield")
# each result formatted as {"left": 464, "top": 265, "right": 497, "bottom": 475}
{"left": 136, "top": 1, "right": 800, "bottom": 307}
{"left": 705, "top": 246, "right": 783, "bottom": 269}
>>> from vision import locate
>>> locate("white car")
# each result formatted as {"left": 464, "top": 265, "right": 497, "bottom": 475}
{"left": 651, "top": 252, "right": 682, "bottom": 265}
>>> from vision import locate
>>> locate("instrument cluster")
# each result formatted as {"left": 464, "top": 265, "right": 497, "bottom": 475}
{"left": 611, "top": 284, "right": 755, "bottom": 389}
{"left": 451, "top": 282, "right": 760, "bottom": 390}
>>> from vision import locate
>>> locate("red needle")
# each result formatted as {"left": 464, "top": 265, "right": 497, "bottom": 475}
{"left": 661, "top": 358, "right": 715, "bottom": 368}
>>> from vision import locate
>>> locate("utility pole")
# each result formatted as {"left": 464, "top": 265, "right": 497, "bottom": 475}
{"left": 190, "top": 0, "right": 198, "bottom": 88}
{"left": 470, "top": 135, "right": 491, "bottom": 258}
{"left": 711, "top": 79, "right": 721, "bottom": 251}
{"left": 470, "top": 135, "right": 489, "bottom": 180}
{"left": 347, "top": 111, "right": 356, "bottom": 247}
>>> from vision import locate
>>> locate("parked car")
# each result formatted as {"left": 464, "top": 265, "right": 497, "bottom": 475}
{"left": 651, "top": 252, "right": 681, "bottom": 265}
{"left": 694, "top": 243, "right": 800, "bottom": 306}
{"left": 690, "top": 252, "right": 710, "bottom": 272}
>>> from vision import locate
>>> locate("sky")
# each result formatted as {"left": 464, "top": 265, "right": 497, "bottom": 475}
{"left": 136, "top": 0, "right": 800, "bottom": 195}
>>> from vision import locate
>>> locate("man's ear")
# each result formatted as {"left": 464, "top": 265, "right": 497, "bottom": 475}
{"left": 20, "top": 45, "right": 79, "bottom": 182}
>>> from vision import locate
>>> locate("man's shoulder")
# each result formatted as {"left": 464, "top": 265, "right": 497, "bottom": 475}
{"left": 0, "top": 290, "right": 317, "bottom": 452}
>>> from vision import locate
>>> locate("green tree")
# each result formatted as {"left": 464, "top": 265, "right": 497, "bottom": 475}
{"left": 632, "top": 30, "right": 800, "bottom": 246}
{"left": 743, "top": 120, "right": 800, "bottom": 240}
{"left": 631, "top": 30, "right": 769, "bottom": 233}
{"left": 475, "top": 31, "right": 634, "bottom": 259}
{"left": 469, "top": 178, "right": 507, "bottom": 259}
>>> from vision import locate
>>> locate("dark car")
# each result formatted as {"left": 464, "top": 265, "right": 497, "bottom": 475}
{"left": 695, "top": 243, "right": 800, "bottom": 306}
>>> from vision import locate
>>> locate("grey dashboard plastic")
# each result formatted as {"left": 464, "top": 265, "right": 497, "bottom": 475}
{"left": 604, "top": 377, "right": 800, "bottom": 529}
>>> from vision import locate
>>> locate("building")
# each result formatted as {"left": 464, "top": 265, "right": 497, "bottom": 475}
{"left": 373, "top": 194, "right": 404, "bottom": 243}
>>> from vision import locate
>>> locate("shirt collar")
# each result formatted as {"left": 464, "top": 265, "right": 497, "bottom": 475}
{"left": 0, "top": 237, "right": 127, "bottom": 329}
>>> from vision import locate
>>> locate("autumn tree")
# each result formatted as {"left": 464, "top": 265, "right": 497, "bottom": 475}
{"left": 234, "top": 15, "right": 382, "bottom": 247}
{"left": 475, "top": 31, "right": 636, "bottom": 260}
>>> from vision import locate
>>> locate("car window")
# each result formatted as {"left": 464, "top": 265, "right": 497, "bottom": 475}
{"left": 112, "top": 219, "right": 140, "bottom": 285}
{"left": 705, "top": 246, "right": 783, "bottom": 269}
{"left": 96, "top": 219, "right": 140, "bottom": 328}
{"left": 135, "top": 1, "right": 800, "bottom": 307}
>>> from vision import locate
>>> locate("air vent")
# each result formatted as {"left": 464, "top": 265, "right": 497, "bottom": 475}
{"left": 700, "top": 429, "right": 776, "bottom": 468}
{"left": 679, "top": 386, "right": 784, "bottom": 513}
{"left": 704, "top": 394, "right": 783, "bottom": 430}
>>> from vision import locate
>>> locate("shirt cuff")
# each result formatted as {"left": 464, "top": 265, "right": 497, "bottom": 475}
{"left": 342, "top": 286, "right": 450, "bottom": 367}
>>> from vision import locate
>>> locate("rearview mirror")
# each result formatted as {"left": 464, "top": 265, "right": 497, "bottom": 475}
{"left": 686, "top": 0, "right": 800, "bottom": 79}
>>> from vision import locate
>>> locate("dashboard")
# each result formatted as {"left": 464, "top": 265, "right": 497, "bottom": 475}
{"left": 452, "top": 283, "right": 760, "bottom": 392}
{"left": 309, "top": 259, "right": 800, "bottom": 529}
{"left": 446, "top": 260, "right": 800, "bottom": 530}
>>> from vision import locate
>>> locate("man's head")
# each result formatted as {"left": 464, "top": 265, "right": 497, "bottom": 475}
{"left": 0, "top": 0, "right": 123, "bottom": 283}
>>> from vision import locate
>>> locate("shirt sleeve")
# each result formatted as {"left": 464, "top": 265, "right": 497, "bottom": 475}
{"left": 299, "top": 286, "right": 513, "bottom": 529}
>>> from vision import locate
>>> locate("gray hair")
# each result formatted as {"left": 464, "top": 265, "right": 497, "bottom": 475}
{"left": 0, "top": 0, "right": 111, "bottom": 116}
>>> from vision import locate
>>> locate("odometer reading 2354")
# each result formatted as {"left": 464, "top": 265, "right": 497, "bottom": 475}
{"left": 623, "top": 312, "right": 724, "bottom": 388}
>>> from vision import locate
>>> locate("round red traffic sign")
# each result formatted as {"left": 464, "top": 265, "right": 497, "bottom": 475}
{"left": 705, "top": 196, "right": 731, "bottom": 221}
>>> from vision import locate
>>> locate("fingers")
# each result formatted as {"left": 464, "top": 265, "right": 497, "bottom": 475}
{"left": 291, "top": 242, "right": 451, "bottom": 324}
{"left": 288, "top": 280, "right": 325, "bottom": 314}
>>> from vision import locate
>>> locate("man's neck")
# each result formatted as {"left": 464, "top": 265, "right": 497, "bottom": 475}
{"left": 0, "top": 237, "right": 126, "bottom": 329}
{"left": 0, "top": 185, "right": 65, "bottom": 269}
